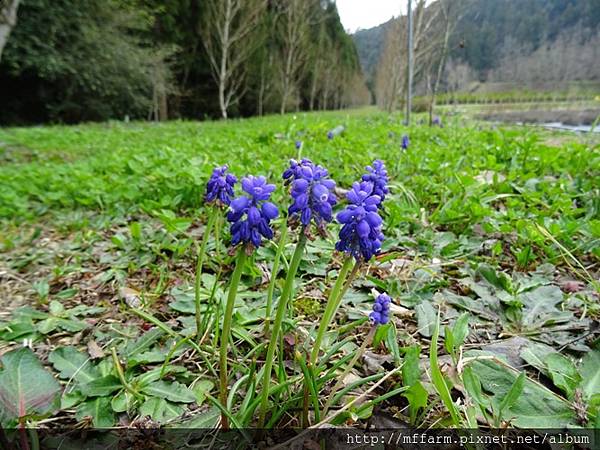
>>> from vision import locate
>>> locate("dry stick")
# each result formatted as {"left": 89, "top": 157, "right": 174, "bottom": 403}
{"left": 269, "top": 365, "right": 403, "bottom": 450}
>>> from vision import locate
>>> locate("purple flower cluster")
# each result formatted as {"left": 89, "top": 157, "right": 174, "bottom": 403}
{"left": 283, "top": 159, "right": 337, "bottom": 229}
{"left": 295, "top": 140, "right": 303, "bottom": 150}
{"left": 335, "top": 181, "right": 384, "bottom": 261}
{"left": 361, "top": 160, "right": 389, "bottom": 205}
{"left": 227, "top": 176, "right": 278, "bottom": 248}
{"left": 205, "top": 165, "right": 237, "bottom": 206}
{"left": 401, "top": 134, "right": 410, "bottom": 150}
{"left": 369, "top": 293, "right": 391, "bottom": 325}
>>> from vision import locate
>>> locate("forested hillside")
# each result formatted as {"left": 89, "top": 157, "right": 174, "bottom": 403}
{"left": 354, "top": 0, "right": 600, "bottom": 85}
{"left": 0, "top": 0, "right": 368, "bottom": 124}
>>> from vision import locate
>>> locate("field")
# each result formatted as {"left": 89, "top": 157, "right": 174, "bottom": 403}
{"left": 0, "top": 110, "right": 599, "bottom": 442}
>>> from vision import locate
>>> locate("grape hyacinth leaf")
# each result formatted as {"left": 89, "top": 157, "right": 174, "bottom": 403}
{"left": 0, "top": 348, "right": 61, "bottom": 427}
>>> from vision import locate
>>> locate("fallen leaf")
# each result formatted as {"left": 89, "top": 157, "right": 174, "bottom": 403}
{"left": 87, "top": 340, "right": 105, "bottom": 359}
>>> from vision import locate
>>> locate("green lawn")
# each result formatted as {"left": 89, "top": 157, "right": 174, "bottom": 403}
{"left": 0, "top": 110, "right": 599, "bottom": 435}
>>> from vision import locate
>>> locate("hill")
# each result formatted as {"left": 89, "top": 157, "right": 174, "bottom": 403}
{"left": 352, "top": 0, "right": 600, "bottom": 84}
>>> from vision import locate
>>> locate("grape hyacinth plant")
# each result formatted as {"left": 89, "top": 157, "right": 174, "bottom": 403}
{"left": 361, "top": 159, "right": 389, "bottom": 205}
{"left": 323, "top": 292, "right": 394, "bottom": 416}
{"left": 258, "top": 158, "right": 337, "bottom": 427}
{"left": 220, "top": 174, "right": 278, "bottom": 429}
{"left": 402, "top": 134, "right": 410, "bottom": 150}
{"left": 370, "top": 293, "right": 392, "bottom": 325}
{"left": 195, "top": 165, "right": 237, "bottom": 342}
{"left": 283, "top": 159, "right": 337, "bottom": 233}
{"left": 311, "top": 163, "right": 387, "bottom": 367}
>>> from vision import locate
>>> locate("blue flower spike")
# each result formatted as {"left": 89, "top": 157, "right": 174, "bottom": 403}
{"left": 335, "top": 181, "right": 384, "bottom": 262}
{"left": 362, "top": 159, "right": 389, "bottom": 205}
{"left": 283, "top": 159, "right": 337, "bottom": 235}
{"left": 401, "top": 134, "right": 410, "bottom": 150}
{"left": 227, "top": 175, "right": 278, "bottom": 252}
{"left": 370, "top": 293, "right": 392, "bottom": 325}
{"left": 295, "top": 140, "right": 303, "bottom": 150}
{"left": 205, "top": 165, "right": 237, "bottom": 206}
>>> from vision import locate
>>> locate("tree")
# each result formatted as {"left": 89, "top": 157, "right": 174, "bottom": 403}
{"left": 201, "top": 0, "right": 266, "bottom": 119}
{"left": 276, "top": 0, "right": 315, "bottom": 114}
{"left": 0, "top": 0, "right": 20, "bottom": 63}
{"left": 0, "top": 0, "right": 162, "bottom": 123}
{"left": 426, "top": 0, "right": 464, "bottom": 124}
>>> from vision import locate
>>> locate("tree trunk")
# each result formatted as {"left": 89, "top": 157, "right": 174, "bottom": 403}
{"left": 0, "top": 0, "right": 21, "bottom": 63}
{"left": 429, "top": 2, "right": 453, "bottom": 125}
{"left": 218, "top": 0, "right": 232, "bottom": 119}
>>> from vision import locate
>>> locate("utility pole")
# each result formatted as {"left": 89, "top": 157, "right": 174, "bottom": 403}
{"left": 406, "top": 0, "right": 413, "bottom": 125}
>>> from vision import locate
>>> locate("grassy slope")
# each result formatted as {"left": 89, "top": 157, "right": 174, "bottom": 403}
{"left": 0, "top": 109, "right": 599, "bottom": 429}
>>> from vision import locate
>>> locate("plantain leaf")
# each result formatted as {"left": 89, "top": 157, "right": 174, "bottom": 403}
{"left": 0, "top": 348, "right": 61, "bottom": 427}
{"left": 49, "top": 346, "right": 100, "bottom": 384}
{"left": 141, "top": 380, "right": 196, "bottom": 403}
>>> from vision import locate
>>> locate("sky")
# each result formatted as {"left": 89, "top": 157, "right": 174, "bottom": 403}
{"left": 336, "top": 0, "right": 404, "bottom": 32}
{"left": 336, "top": 0, "right": 432, "bottom": 33}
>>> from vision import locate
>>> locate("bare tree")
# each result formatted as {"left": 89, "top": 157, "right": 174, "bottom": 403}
{"left": 0, "top": 0, "right": 20, "bottom": 63}
{"left": 426, "top": 0, "right": 464, "bottom": 124}
{"left": 201, "top": 0, "right": 266, "bottom": 119}
{"left": 375, "top": 0, "right": 438, "bottom": 112}
{"left": 276, "top": 0, "right": 315, "bottom": 114}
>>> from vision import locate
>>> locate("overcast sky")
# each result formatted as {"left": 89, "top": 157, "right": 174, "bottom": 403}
{"left": 336, "top": 0, "right": 431, "bottom": 33}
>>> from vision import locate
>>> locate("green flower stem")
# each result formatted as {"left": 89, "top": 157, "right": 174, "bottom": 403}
{"left": 264, "top": 225, "right": 289, "bottom": 337}
{"left": 258, "top": 231, "right": 307, "bottom": 428}
{"left": 195, "top": 205, "right": 219, "bottom": 341}
{"left": 322, "top": 326, "right": 375, "bottom": 416}
{"left": 111, "top": 347, "right": 140, "bottom": 399}
{"left": 219, "top": 248, "right": 247, "bottom": 430}
{"left": 309, "top": 257, "right": 359, "bottom": 365}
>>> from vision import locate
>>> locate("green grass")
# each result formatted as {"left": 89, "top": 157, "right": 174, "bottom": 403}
{"left": 0, "top": 109, "right": 599, "bottom": 435}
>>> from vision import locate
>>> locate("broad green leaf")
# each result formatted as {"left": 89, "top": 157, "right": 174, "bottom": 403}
{"left": 415, "top": 301, "right": 437, "bottom": 337}
{"left": 49, "top": 346, "right": 100, "bottom": 384}
{"left": 76, "top": 397, "right": 115, "bottom": 427}
{"left": 467, "top": 351, "right": 575, "bottom": 427}
{"left": 49, "top": 300, "right": 65, "bottom": 315}
{"left": 111, "top": 391, "right": 135, "bottom": 413}
{"left": 580, "top": 349, "right": 600, "bottom": 401}
{"left": 402, "top": 345, "right": 421, "bottom": 386}
{"left": 141, "top": 380, "right": 196, "bottom": 403}
{"left": 192, "top": 380, "right": 215, "bottom": 406}
{"left": 519, "top": 285, "right": 570, "bottom": 328}
{"left": 139, "top": 398, "right": 184, "bottom": 423}
{"left": 402, "top": 381, "right": 428, "bottom": 424}
{"left": 61, "top": 390, "right": 85, "bottom": 409}
{"left": 545, "top": 353, "right": 581, "bottom": 399}
{"left": 0, "top": 348, "right": 61, "bottom": 427}
{"left": 171, "top": 406, "right": 220, "bottom": 428}
{"left": 0, "top": 321, "right": 37, "bottom": 341}
{"left": 520, "top": 342, "right": 556, "bottom": 376}
{"left": 80, "top": 375, "right": 122, "bottom": 397}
